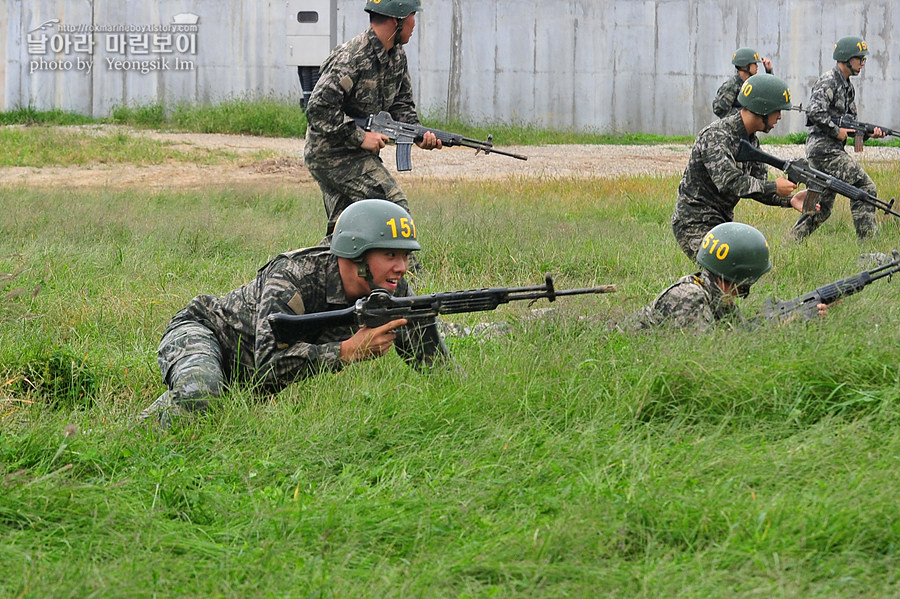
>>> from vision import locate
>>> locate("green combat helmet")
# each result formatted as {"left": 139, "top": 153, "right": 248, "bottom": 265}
{"left": 364, "top": 0, "right": 421, "bottom": 18}
{"left": 833, "top": 36, "right": 869, "bottom": 61}
{"left": 738, "top": 73, "right": 792, "bottom": 115}
{"left": 331, "top": 199, "right": 421, "bottom": 260}
{"left": 696, "top": 222, "right": 772, "bottom": 286}
{"left": 732, "top": 47, "right": 762, "bottom": 67}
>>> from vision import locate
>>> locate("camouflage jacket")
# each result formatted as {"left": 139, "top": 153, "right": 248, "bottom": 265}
{"left": 805, "top": 66, "right": 856, "bottom": 155}
{"left": 627, "top": 270, "right": 743, "bottom": 332}
{"left": 712, "top": 73, "right": 744, "bottom": 118}
{"left": 673, "top": 112, "right": 782, "bottom": 226}
{"left": 304, "top": 28, "right": 420, "bottom": 170}
{"left": 167, "top": 247, "right": 439, "bottom": 391}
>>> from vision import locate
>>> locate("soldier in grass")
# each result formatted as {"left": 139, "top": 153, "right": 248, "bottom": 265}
{"left": 627, "top": 222, "right": 828, "bottom": 331}
{"left": 304, "top": 0, "right": 442, "bottom": 237}
{"left": 672, "top": 73, "right": 808, "bottom": 261}
{"left": 713, "top": 47, "right": 775, "bottom": 118}
{"left": 789, "top": 36, "right": 885, "bottom": 242}
{"left": 138, "top": 200, "right": 449, "bottom": 428}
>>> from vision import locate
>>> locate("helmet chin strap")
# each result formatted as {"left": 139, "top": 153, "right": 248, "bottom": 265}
{"left": 393, "top": 17, "right": 405, "bottom": 46}
{"left": 757, "top": 112, "right": 775, "bottom": 134}
{"left": 354, "top": 258, "right": 386, "bottom": 293}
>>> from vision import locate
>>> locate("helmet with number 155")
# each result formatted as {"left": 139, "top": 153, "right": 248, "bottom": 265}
{"left": 696, "top": 222, "right": 772, "bottom": 286}
{"left": 330, "top": 199, "right": 421, "bottom": 260}
{"left": 833, "top": 36, "right": 868, "bottom": 62}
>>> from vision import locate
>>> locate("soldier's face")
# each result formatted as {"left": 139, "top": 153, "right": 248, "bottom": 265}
{"left": 764, "top": 110, "right": 782, "bottom": 130}
{"left": 397, "top": 13, "right": 416, "bottom": 44}
{"left": 365, "top": 249, "right": 411, "bottom": 293}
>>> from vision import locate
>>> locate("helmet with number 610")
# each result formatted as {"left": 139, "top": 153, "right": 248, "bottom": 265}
{"left": 738, "top": 73, "right": 792, "bottom": 116}
{"left": 330, "top": 199, "right": 421, "bottom": 259}
{"left": 833, "top": 36, "right": 868, "bottom": 62}
{"left": 696, "top": 222, "right": 772, "bottom": 285}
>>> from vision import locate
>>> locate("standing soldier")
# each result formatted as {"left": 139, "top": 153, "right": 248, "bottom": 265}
{"left": 672, "top": 73, "right": 806, "bottom": 260}
{"left": 712, "top": 47, "right": 774, "bottom": 118}
{"left": 304, "top": 0, "right": 442, "bottom": 237}
{"left": 790, "top": 36, "right": 885, "bottom": 242}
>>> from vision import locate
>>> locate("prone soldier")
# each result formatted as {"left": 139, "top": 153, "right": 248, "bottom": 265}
{"left": 138, "top": 200, "right": 449, "bottom": 427}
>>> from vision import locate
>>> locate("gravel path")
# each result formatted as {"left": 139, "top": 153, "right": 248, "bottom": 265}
{"left": 2, "top": 126, "right": 899, "bottom": 189}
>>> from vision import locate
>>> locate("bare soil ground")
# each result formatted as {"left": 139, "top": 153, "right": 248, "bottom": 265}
{"left": 3, "top": 127, "right": 900, "bottom": 189}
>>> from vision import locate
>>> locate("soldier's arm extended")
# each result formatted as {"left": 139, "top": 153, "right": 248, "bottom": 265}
{"left": 702, "top": 139, "right": 780, "bottom": 204}
{"left": 253, "top": 266, "right": 347, "bottom": 389}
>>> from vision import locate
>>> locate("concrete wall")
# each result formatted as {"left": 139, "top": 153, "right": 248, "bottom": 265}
{"left": 3, "top": 0, "right": 898, "bottom": 135}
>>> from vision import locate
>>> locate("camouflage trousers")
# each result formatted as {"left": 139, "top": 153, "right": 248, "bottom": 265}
{"left": 307, "top": 154, "right": 409, "bottom": 236}
{"left": 671, "top": 207, "right": 727, "bottom": 261}
{"left": 157, "top": 320, "right": 228, "bottom": 412}
{"left": 790, "top": 150, "right": 878, "bottom": 240}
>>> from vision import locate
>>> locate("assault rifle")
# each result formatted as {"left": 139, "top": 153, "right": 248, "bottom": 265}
{"left": 790, "top": 105, "right": 899, "bottom": 152}
{"left": 269, "top": 274, "right": 616, "bottom": 342}
{"left": 833, "top": 115, "right": 900, "bottom": 152}
{"left": 735, "top": 139, "right": 900, "bottom": 218}
{"left": 354, "top": 111, "right": 528, "bottom": 171}
{"left": 763, "top": 250, "right": 900, "bottom": 321}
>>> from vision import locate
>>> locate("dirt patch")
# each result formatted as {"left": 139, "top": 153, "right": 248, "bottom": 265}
{"left": 3, "top": 126, "right": 899, "bottom": 190}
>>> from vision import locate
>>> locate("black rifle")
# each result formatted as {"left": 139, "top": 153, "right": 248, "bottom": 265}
{"left": 269, "top": 274, "right": 616, "bottom": 343}
{"left": 833, "top": 114, "right": 900, "bottom": 152}
{"left": 354, "top": 111, "right": 528, "bottom": 171}
{"left": 763, "top": 250, "right": 900, "bottom": 321}
{"left": 735, "top": 139, "right": 900, "bottom": 218}
{"left": 791, "top": 105, "right": 900, "bottom": 152}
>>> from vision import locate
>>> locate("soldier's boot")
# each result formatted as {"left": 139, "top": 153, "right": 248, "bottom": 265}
{"left": 137, "top": 391, "right": 184, "bottom": 429}
{"left": 137, "top": 391, "right": 209, "bottom": 429}
{"left": 852, "top": 211, "right": 878, "bottom": 243}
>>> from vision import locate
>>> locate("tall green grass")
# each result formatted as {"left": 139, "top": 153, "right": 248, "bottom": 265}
{"left": 2, "top": 153, "right": 900, "bottom": 596}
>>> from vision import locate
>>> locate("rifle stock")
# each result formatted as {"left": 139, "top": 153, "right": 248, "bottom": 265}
{"left": 763, "top": 250, "right": 900, "bottom": 321}
{"left": 269, "top": 274, "right": 617, "bottom": 344}
{"left": 735, "top": 140, "right": 900, "bottom": 219}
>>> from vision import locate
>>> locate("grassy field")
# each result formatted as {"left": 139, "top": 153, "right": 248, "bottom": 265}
{"left": 2, "top": 115, "right": 900, "bottom": 597}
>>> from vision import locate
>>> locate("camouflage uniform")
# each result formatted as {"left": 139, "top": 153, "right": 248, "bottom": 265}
{"left": 712, "top": 74, "right": 744, "bottom": 118}
{"left": 790, "top": 66, "right": 878, "bottom": 240}
{"left": 143, "top": 246, "right": 446, "bottom": 422}
{"left": 304, "top": 28, "right": 420, "bottom": 234}
{"left": 671, "top": 112, "right": 790, "bottom": 260}
{"left": 625, "top": 270, "right": 743, "bottom": 332}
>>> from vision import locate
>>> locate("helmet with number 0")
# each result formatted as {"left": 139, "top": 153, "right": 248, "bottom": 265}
{"left": 364, "top": 0, "right": 421, "bottom": 18}
{"left": 732, "top": 47, "right": 762, "bottom": 67}
{"left": 330, "top": 199, "right": 421, "bottom": 259}
{"left": 738, "top": 73, "right": 792, "bottom": 115}
{"left": 833, "top": 36, "right": 869, "bottom": 62}
{"left": 696, "top": 222, "right": 772, "bottom": 285}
